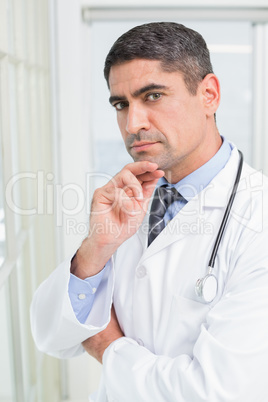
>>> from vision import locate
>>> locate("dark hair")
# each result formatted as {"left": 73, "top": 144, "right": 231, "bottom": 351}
{"left": 104, "top": 22, "right": 214, "bottom": 95}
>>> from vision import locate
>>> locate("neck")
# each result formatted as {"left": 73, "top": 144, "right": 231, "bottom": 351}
{"left": 164, "top": 131, "right": 222, "bottom": 184}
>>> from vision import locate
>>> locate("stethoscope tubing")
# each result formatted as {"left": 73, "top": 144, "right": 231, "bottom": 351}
{"left": 208, "top": 150, "right": 244, "bottom": 268}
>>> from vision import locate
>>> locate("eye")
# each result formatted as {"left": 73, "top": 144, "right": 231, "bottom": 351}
{"left": 113, "top": 101, "right": 128, "bottom": 111}
{"left": 147, "top": 93, "right": 162, "bottom": 101}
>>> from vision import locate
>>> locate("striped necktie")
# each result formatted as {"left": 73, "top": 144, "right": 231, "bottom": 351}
{"left": 148, "top": 186, "right": 182, "bottom": 246}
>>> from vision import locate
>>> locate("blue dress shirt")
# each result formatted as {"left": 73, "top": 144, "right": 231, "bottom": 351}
{"left": 69, "top": 137, "right": 232, "bottom": 323}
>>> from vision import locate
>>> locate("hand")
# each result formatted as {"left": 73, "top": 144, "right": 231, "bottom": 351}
{"left": 71, "top": 161, "right": 164, "bottom": 279}
{"left": 90, "top": 161, "right": 164, "bottom": 243}
{"left": 82, "top": 306, "right": 124, "bottom": 364}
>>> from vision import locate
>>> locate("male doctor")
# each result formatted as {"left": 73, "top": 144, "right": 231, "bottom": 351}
{"left": 31, "top": 22, "right": 268, "bottom": 401}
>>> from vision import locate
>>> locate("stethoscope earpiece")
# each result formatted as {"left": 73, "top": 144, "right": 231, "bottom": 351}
{"left": 195, "top": 150, "right": 243, "bottom": 303}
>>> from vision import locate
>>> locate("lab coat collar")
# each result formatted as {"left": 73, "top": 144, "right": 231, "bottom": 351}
{"left": 197, "top": 146, "right": 241, "bottom": 208}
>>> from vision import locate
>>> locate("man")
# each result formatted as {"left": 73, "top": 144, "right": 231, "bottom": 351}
{"left": 31, "top": 22, "right": 268, "bottom": 401}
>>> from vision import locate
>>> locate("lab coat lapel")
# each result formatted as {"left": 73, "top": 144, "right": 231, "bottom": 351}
{"left": 141, "top": 195, "right": 207, "bottom": 260}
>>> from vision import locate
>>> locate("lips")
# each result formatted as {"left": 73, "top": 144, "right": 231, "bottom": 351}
{"left": 131, "top": 141, "right": 159, "bottom": 152}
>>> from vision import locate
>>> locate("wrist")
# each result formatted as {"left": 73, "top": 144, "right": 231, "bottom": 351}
{"left": 71, "top": 239, "right": 112, "bottom": 279}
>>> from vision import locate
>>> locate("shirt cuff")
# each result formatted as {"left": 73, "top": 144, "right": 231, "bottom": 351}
{"left": 68, "top": 265, "right": 107, "bottom": 324}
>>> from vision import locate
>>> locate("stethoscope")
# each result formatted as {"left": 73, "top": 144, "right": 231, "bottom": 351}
{"left": 195, "top": 150, "right": 243, "bottom": 303}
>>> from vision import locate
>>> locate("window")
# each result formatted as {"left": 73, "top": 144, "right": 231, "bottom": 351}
{"left": 0, "top": 135, "right": 6, "bottom": 266}
{"left": 0, "top": 1, "right": 60, "bottom": 401}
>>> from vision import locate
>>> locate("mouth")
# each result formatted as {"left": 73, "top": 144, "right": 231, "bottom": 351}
{"left": 131, "top": 141, "right": 160, "bottom": 152}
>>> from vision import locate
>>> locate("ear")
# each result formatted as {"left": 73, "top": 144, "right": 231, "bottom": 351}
{"left": 200, "top": 74, "right": 220, "bottom": 117}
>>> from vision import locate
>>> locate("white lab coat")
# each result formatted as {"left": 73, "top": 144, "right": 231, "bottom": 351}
{"left": 31, "top": 147, "right": 268, "bottom": 402}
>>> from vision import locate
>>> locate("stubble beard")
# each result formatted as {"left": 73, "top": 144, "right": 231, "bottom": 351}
{"left": 126, "top": 131, "right": 171, "bottom": 166}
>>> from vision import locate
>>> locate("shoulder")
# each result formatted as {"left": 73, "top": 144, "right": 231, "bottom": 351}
{"left": 240, "top": 160, "right": 268, "bottom": 211}
{"left": 233, "top": 159, "right": 268, "bottom": 237}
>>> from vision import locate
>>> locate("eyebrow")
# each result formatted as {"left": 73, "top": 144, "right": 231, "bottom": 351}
{"left": 109, "top": 84, "right": 169, "bottom": 105}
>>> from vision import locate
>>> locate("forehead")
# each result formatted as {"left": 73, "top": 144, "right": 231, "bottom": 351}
{"left": 108, "top": 59, "right": 183, "bottom": 93}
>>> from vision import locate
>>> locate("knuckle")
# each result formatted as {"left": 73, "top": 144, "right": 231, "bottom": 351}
{"left": 121, "top": 165, "right": 132, "bottom": 175}
{"left": 124, "top": 162, "right": 135, "bottom": 170}
{"left": 118, "top": 168, "right": 133, "bottom": 184}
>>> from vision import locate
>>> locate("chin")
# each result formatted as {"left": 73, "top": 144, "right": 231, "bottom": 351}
{"left": 133, "top": 154, "right": 155, "bottom": 163}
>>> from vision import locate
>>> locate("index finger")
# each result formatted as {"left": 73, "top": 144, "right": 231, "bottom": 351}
{"left": 137, "top": 169, "right": 165, "bottom": 183}
{"left": 112, "top": 161, "right": 160, "bottom": 190}
{"left": 121, "top": 161, "right": 160, "bottom": 177}
{"left": 107, "top": 161, "right": 162, "bottom": 201}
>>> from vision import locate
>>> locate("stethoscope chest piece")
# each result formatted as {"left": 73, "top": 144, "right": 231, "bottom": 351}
{"left": 195, "top": 273, "right": 218, "bottom": 303}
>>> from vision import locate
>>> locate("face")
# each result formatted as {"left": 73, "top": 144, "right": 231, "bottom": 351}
{"left": 108, "top": 59, "right": 220, "bottom": 183}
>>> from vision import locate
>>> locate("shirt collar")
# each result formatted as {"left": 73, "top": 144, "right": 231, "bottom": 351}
{"left": 158, "top": 137, "right": 232, "bottom": 201}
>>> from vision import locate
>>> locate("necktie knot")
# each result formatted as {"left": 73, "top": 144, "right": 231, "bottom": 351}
{"left": 148, "top": 186, "right": 182, "bottom": 246}
{"left": 153, "top": 186, "right": 179, "bottom": 215}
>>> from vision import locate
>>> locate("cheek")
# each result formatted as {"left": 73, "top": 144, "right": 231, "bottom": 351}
{"left": 155, "top": 102, "right": 187, "bottom": 126}
{"left": 165, "top": 102, "right": 203, "bottom": 134}
{"left": 154, "top": 107, "right": 186, "bottom": 136}
{"left": 153, "top": 105, "right": 204, "bottom": 150}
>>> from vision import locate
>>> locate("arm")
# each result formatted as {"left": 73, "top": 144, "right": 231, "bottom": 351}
{"left": 82, "top": 305, "right": 124, "bottom": 363}
{"left": 30, "top": 162, "right": 164, "bottom": 358}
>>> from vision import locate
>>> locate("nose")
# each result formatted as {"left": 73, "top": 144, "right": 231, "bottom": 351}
{"left": 126, "top": 103, "right": 151, "bottom": 134}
